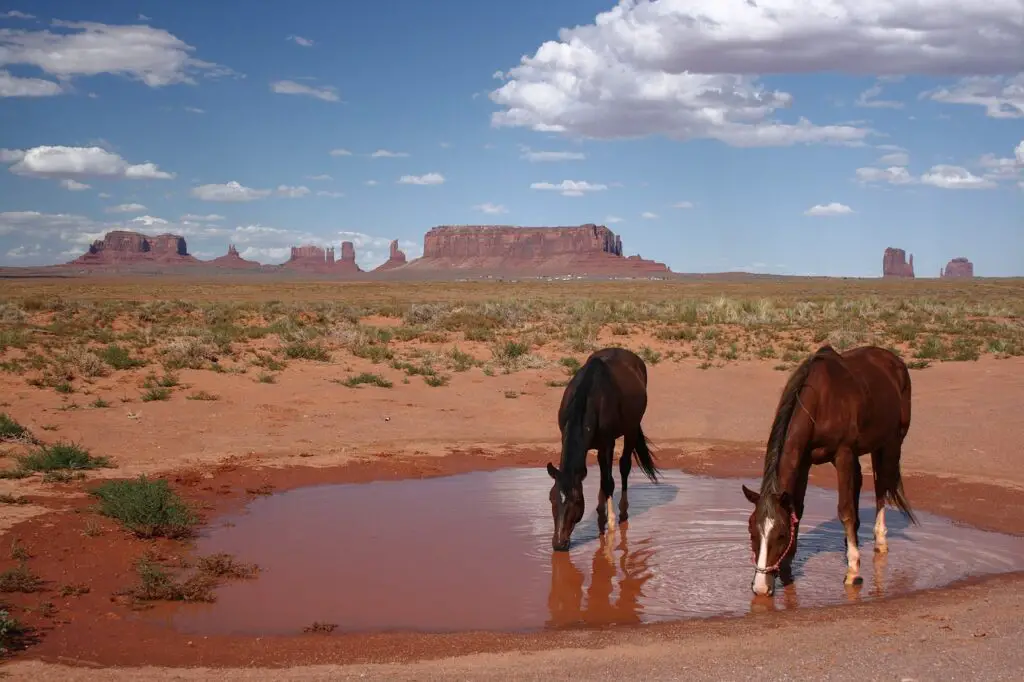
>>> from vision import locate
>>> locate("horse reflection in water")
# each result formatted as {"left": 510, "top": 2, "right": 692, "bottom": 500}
{"left": 546, "top": 527, "right": 656, "bottom": 628}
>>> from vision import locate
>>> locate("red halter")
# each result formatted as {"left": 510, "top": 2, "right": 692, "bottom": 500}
{"left": 750, "top": 511, "right": 800, "bottom": 573}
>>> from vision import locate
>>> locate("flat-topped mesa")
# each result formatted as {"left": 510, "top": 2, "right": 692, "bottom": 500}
{"left": 70, "top": 230, "right": 197, "bottom": 265}
{"left": 209, "top": 244, "right": 262, "bottom": 269}
{"left": 373, "top": 239, "right": 408, "bottom": 271}
{"left": 941, "top": 257, "right": 974, "bottom": 278}
{"left": 882, "top": 247, "right": 915, "bottom": 278}
{"left": 406, "top": 224, "right": 668, "bottom": 275}
{"left": 282, "top": 241, "right": 362, "bottom": 274}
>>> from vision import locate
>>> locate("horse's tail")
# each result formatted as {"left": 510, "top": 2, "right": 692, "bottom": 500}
{"left": 632, "top": 424, "right": 661, "bottom": 483}
{"left": 560, "top": 355, "right": 612, "bottom": 473}
{"left": 879, "top": 355, "right": 918, "bottom": 525}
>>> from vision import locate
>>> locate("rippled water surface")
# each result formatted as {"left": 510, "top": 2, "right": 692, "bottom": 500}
{"left": 169, "top": 466, "right": 1024, "bottom": 635}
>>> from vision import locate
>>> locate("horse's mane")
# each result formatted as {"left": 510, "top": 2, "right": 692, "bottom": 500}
{"left": 759, "top": 344, "right": 837, "bottom": 499}
{"left": 558, "top": 355, "right": 611, "bottom": 489}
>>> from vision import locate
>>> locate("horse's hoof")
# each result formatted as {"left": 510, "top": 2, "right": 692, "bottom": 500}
{"left": 619, "top": 513, "right": 628, "bottom": 524}
{"left": 844, "top": 574, "right": 863, "bottom": 586}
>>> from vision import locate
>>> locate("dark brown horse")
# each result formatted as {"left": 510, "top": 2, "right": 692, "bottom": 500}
{"left": 547, "top": 347, "right": 660, "bottom": 551}
{"left": 742, "top": 344, "right": 917, "bottom": 596}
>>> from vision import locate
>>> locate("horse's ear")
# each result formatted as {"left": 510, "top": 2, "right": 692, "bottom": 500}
{"left": 741, "top": 484, "right": 760, "bottom": 505}
{"left": 546, "top": 462, "right": 560, "bottom": 480}
{"left": 778, "top": 491, "right": 793, "bottom": 511}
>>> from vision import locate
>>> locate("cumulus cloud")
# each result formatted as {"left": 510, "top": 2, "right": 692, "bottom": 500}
{"left": 605, "top": 215, "right": 623, "bottom": 224}
{"left": 926, "top": 74, "right": 1024, "bottom": 119}
{"left": 855, "top": 166, "right": 916, "bottom": 186}
{"left": 530, "top": 180, "right": 607, "bottom": 197}
{"left": 0, "top": 69, "right": 63, "bottom": 97}
{"left": 489, "top": 0, "right": 1023, "bottom": 146}
{"left": 0, "top": 145, "right": 175, "bottom": 182}
{"left": 3, "top": 11, "right": 34, "bottom": 19}
{"left": 189, "top": 181, "right": 313, "bottom": 202}
{"left": 370, "top": 149, "right": 409, "bottom": 158}
{"left": 180, "top": 213, "right": 225, "bottom": 222}
{"left": 59, "top": 179, "right": 90, "bottom": 191}
{"left": 672, "top": 201, "right": 694, "bottom": 209}
{"left": 184, "top": 106, "right": 205, "bottom": 114}
{"left": 804, "top": 202, "right": 854, "bottom": 216}
{"left": 397, "top": 172, "right": 444, "bottom": 185}
{"left": 877, "top": 151, "right": 910, "bottom": 166}
{"left": 105, "top": 203, "right": 147, "bottom": 214}
{"left": 270, "top": 79, "right": 339, "bottom": 102}
{"left": 473, "top": 202, "right": 508, "bottom": 214}
{"left": 315, "top": 190, "right": 343, "bottom": 198}
{"left": 641, "top": 211, "right": 658, "bottom": 219}
{"left": 287, "top": 35, "right": 314, "bottom": 47}
{"left": 329, "top": 149, "right": 352, "bottom": 157}
{"left": 856, "top": 163, "right": 997, "bottom": 189}
{"left": 0, "top": 20, "right": 238, "bottom": 90}
{"left": 855, "top": 80, "right": 904, "bottom": 109}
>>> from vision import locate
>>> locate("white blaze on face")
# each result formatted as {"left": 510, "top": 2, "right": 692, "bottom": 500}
{"left": 752, "top": 517, "right": 775, "bottom": 595}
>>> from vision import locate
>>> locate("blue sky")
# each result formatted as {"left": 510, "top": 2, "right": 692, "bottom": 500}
{"left": 1, "top": 0, "right": 1021, "bottom": 275}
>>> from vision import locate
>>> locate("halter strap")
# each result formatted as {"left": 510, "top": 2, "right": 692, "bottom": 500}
{"left": 750, "top": 510, "right": 800, "bottom": 573}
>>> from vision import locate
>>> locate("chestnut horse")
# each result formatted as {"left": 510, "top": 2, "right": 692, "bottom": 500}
{"left": 547, "top": 347, "right": 661, "bottom": 551}
{"left": 742, "top": 344, "right": 917, "bottom": 596}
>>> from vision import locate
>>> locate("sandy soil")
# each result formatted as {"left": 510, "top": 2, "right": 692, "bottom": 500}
{"left": 0, "top": 357, "right": 1022, "bottom": 680}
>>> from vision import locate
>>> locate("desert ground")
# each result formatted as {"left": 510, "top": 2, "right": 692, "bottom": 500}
{"left": 0, "top": 276, "right": 1022, "bottom": 681}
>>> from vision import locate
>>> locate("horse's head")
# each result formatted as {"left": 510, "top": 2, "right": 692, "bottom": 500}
{"left": 547, "top": 462, "right": 586, "bottom": 551}
{"left": 741, "top": 484, "right": 797, "bottom": 596}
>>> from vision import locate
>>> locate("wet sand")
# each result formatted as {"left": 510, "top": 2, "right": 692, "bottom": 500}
{"left": 0, "top": 358, "right": 1022, "bottom": 680}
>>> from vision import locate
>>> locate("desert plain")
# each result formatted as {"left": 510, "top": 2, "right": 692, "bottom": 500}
{"left": 0, "top": 275, "right": 1022, "bottom": 681}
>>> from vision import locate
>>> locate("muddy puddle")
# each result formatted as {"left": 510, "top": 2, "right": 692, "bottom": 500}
{"left": 166, "top": 466, "right": 1024, "bottom": 636}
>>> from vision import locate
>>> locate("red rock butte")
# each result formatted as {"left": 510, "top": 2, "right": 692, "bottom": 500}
{"left": 397, "top": 224, "right": 670, "bottom": 276}
{"left": 281, "top": 241, "right": 362, "bottom": 274}
{"left": 71, "top": 230, "right": 198, "bottom": 265}
{"left": 941, "top": 257, "right": 974, "bottom": 278}
{"left": 882, "top": 247, "right": 915, "bottom": 278}
{"left": 208, "top": 244, "right": 262, "bottom": 270}
{"left": 373, "top": 240, "right": 408, "bottom": 272}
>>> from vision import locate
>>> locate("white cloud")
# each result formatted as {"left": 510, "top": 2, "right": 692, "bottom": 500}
{"left": 3, "top": 11, "right": 34, "bottom": 19}
{"left": 59, "top": 179, "right": 90, "bottom": 191}
{"left": 329, "top": 148, "right": 352, "bottom": 157}
{"left": 641, "top": 211, "right": 658, "bottom": 219}
{"left": 804, "top": 202, "right": 854, "bottom": 216}
{"left": 530, "top": 180, "right": 607, "bottom": 197}
{"left": 856, "top": 163, "right": 998, "bottom": 189}
{"left": 105, "top": 203, "right": 147, "bottom": 214}
{"left": 1016, "top": 140, "right": 1024, "bottom": 165}
{"left": 184, "top": 106, "right": 205, "bottom": 114}
{"left": 275, "top": 184, "right": 310, "bottom": 198}
{"left": 190, "top": 181, "right": 271, "bottom": 202}
{"left": 307, "top": 174, "right": 333, "bottom": 181}
{"left": 129, "top": 215, "right": 169, "bottom": 227}
{"left": 877, "top": 151, "right": 910, "bottom": 166}
{"left": 605, "top": 215, "right": 623, "bottom": 224}
{"left": 189, "top": 181, "right": 314, "bottom": 202}
{"left": 855, "top": 81, "right": 904, "bottom": 109}
{"left": 919, "top": 165, "right": 996, "bottom": 190}
{"left": 927, "top": 74, "right": 1024, "bottom": 119}
{"left": 364, "top": 180, "right": 378, "bottom": 186}
{"left": 672, "top": 201, "right": 694, "bottom": 209}
{"left": 520, "top": 148, "right": 586, "bottom": 162}
{"left": 398, "top": 172, "right": 444, "bottom": 185}
{"left": 489, "top": 1, "right": 1023, "bottom": 147}
{"left": 316, "top": 190, "right": 343, "bottom": 198}
{"left": 855, "top": 166, "right": 915, "bottom": 186}
{"left": 473, "top": 202, "right": 508, "bottom": 214}
{"left": 287, "top": 35, "right": 314, "bottom": 48}
{"left": 0, "top": 145, "right": 174, "bottom": 181}
{"left": 181, "top": 213, "right": 225, "bottom": 222}
{"left": 0, "top": 69, "right": 62, "bottom": 97}
{"left": 371, "top": 149, "right": 409, "bottom": 158}
{"left": 0, "top": 20, "right": 237, "bottom": 89}
{"left": 269, "top": 80, "right": 339, "bottom": 102}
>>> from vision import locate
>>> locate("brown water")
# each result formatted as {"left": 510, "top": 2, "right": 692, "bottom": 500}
{"left": 168, "top": 466, "right": 1024, "bottom": 636}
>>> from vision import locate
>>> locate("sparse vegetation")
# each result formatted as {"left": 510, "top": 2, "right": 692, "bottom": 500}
{"left": 336, "top": 372, "right": 393, "bottom": 388}
{"left": 0, "top": 413, "right": 30, "bottom": 442}
{"left": 16, "top": 442, "right": 111, "bottom": 473}
{"left": 90, "top": 476, "right": 199, "bottom": 539}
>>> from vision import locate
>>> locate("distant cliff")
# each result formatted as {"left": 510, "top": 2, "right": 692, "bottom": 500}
{"left": 399, "top": 224, "right": 669, "bottom": 275}
{"left": 940, "top": 257, "right": 974, "bottom": 278}
{"left": 882, "top": 247, "right": 915, "bottom": 278}
{"left": 71, "top": 230, "right": 197, "bottom": 265}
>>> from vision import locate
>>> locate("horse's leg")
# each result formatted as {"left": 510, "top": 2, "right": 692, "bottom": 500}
{"left": 870, "top": 447, "right": 889, "bottom": 554}
{"left": 835, "top": 447, "right": 863, "bottom": 586}
{"left": 618, "top": 433, "right": 635, "bottom": 523}
{"left": 595, "top": 441, "right": 616, "bottom": 536}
